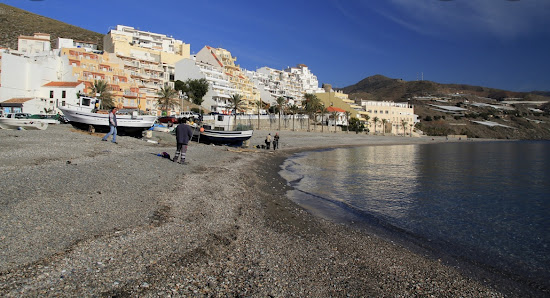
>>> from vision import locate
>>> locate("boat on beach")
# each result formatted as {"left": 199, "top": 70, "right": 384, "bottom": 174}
{"left": 58, "top": 96, "right": 156, "bottom": 135}
{"left": 0, "top": 113, "right": 49, "bottom": 130}
{"left": 192, "top": 114, "right": 253, "bottom": 146}
{"left": 195, "top": 125, "right": 253, "bottom": 145}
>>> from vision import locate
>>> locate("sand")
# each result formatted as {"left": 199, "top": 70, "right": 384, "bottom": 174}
{"left": 0, "top": 125, "right": 537, "bottom": 296}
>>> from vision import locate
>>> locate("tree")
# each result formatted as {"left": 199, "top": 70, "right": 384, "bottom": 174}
{"left": 363, "top": 114, "right": 371, "bottom": 133}
{"left": 303, "top": 93, "right": 320, "bottom": 131}
{"left": 373, "top": 116, "right": 380, "bottom": 134}
{"left": 174, "top": 78, "right": 209, "bottom": 113}
{"left": 401, "top": 119, "right": 408, "bottom": 136}
{"left": 228, "top": 94, "right": 245, "bottom": 129}
{"left": 91, "top": 80, "right": 114, "bottom": 109}
{"left": 348, "top": 117, "right": 364, "bottom": 134}
{"left": 275, "top": 96, "right": 286, "bottom": 131}
{"left": 381, "top": 119, "right": 387, "bottom": 135}
{"left": 289, "top": 104, "right": 299, "bottom": 131}
{"left": 319, "top": 105, "right": 328, "bottom": 133}
{"left": 331, "top": 111, "right": 339, "bottom": 132}
{"left": 255, "top": 99, "right": 263, "bottom": 130}
{"left": 157, "top": 84, "right": 179, "bottom": 115}
{"left": 345, "top": 111, "right": 351, "bottom": 133}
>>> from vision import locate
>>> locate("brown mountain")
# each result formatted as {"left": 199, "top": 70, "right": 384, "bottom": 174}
{"left": 339, "top": 74, "right": 543, "bottom": 102}
{"left": 340, "top": 75, "right": 550, "bottom": 139}
{"left": 0, "top": 3, "right": 103, "bottom": 50}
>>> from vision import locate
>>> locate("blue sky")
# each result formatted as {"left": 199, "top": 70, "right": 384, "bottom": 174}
{"left": 4, "top": 0, "right": 550, "bottom": 91}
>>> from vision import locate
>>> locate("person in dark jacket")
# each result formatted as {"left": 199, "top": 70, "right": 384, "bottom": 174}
{"left": 174, "top": 117, "right": 194, "bottom": 164}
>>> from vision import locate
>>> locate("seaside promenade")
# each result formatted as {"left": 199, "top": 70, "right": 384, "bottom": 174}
{"left": 0, "top": 125, "right": 508, "bottom": 296}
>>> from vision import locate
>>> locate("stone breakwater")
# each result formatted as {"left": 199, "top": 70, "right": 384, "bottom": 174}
{"left": 0, "top": 125, "right": 507, "bottom": 296}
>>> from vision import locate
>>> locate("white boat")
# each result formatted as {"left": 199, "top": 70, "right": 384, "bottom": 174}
{"left": 0, "top": 113, "right": 48, "bottom": 130}
{"left": 58, "top": 96, "right": 156, "bottom": 135}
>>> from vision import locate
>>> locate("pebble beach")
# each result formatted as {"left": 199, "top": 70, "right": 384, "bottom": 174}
{"left": 0, "top": 125, "right": 520, "bottom": 296}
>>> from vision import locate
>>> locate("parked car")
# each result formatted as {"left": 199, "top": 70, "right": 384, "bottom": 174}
{"left": 157, "top": 116, "right": 178, "bottom": 124}
{"left": 180, "top": 111, "right": 199, "bottom": 118}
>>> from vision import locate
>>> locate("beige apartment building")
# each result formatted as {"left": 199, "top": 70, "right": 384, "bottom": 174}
{"left": 360, "top": 101, "right": 418, "bottom": 135}
{"left": 60, "top": 47, "right": 144, "bottom": 110}
{"left": 103, "top": 25, "right": 191, "bottom": 115}
{"left": 195, "top": 46, "right": 259, "bottom": 114}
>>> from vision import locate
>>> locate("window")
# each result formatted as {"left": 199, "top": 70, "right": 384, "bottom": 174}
{"left": 62, "top": 91, "right": 66, "bottom": 98}
{"left": 50, "top": 91, "right": 54, "bottom": 98}
{"left": 61, "top": 101, "right": 66, "bottom": 106}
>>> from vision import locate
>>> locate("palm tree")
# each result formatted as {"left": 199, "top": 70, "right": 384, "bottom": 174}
{"left": 345, "top": 111, "right": 351, "bottom": 133}
{"left": 401, "top": 119, "right": 408, "bottom": 136}
{"left": 275, "top": 96, "right": 286, "bottom": 131}
{"left": 228, "top": 94, "right": 245, "bottom": 129}
{"left": 363, "top": 114, "right": 371, "bottom": 133}
{"left": 331, "top": 110, "right": 339, "bottom": 132}
{"left": 381, "top": 119, "right": 387, "bottom": 135}
{"left": 303, "top": 93, "right": 320, "bottom": 132}
{"left": 289, "top": 104, "right": 299, "bottom": 131}
{"left": 255, "top": 99, "right": 263, "bottom": 130}
{"left": 91, "top": 79, "right": 114, "bottom": 109}
{"left": 373, "top": 116, "right": 380, "bottom": 134}
{"left": 320, "top": 105, "right": 328, "bottom": 133}
{"left": 157, "top": 84, "right": 179, "bottom": 116}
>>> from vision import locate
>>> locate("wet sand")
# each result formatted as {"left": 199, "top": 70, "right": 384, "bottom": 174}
{"left": 0, "top": 125, "right": 536, "bottom": 296}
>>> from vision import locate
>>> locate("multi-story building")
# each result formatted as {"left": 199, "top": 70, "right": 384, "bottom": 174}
{"left": 0, "top": 44, "right": 79, "bottom": 113}
{"left": 175, "top": 57, "right": 239, "bottom": 114}
{"left": 17, "top": 33, "right": 51, "bottom": 55}
{"left": 245, "top": 66, "right": 303, "bottom": 107}
{"left": 360, "top": 100, "right": 418, "bottom": 134}
{"left": 59, "top": 46, "right": 146, "bottom": 110}
{"left": 194, "top": 46, "right": 259, "bottom": 114}
{"left": 103, "top": 25, "right": 191, "bottom": 115}
{"left": 285, "top": 64, "right": 323, "bottom": 95}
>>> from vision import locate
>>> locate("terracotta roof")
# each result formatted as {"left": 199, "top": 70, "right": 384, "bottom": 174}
{"left": 3, "top": 98, "right": 34, "bottom": 103}
{"left": 327, "top": 106, "right": 346, "bottom": 113}
{"left": 43, "top": 81, "right": 82, "bottom": 87}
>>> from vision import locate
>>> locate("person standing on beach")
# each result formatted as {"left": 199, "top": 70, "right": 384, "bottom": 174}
{"left": 174, "top": 117, "right": 194, "bottom": 164}
{"left": 273, "top": 132, "right": 279, "bottom": 150}
{"left": 265, "top": 133, "right": 271, "bottom": 150}
{"left": 102, "top": 107, "right": 118, "bottom": 144}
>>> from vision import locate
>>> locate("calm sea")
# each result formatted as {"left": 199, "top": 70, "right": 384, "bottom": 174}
{"left": 279, "top": 141, "right": 550, "bottom": 290}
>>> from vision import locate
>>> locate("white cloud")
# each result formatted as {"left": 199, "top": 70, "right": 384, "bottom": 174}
{"left": 381, "top": 0, "right": 550, "bottom": 40}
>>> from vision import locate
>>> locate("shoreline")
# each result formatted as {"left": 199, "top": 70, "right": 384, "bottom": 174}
{"left": 264, "top": 145, "right": 546, "bottom": 297}
{"left": 0, "top": 125, "right": 540, "bottom": 296}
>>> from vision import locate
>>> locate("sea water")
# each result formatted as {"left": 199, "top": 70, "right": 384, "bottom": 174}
{"left": 279, "top": 141, "right": 550, "bottom": 289}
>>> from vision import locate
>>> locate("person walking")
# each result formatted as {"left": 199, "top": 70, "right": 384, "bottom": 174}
{"left": 174, "top": 117, "right": 194, "bottom": 164}
{"left": 273, "top": 132, "right": 279, "bottom": 150}
{"left": 265, "top": 133, "right": 271, "bottom": 150}
{"left": 102, "top": 107, "right": 118, "bottom": 144}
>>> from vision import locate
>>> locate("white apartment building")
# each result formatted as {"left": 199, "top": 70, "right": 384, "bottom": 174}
{"left": 285, "top": 64, "right": 323, "bottom": 95}
{"left": 244, "top": 64, "right": 323, "bottom": 108}
{"left": 17, "top": 33, "right": 51, "bottom": 55}
{"left": 0, "top": 48, "right": 82, "bottom": 114}
{"left": 56, "top": 37, "right": 98, "bottom": 52}
{"left": 0, "top": 48, "right": 76, "bottom": 101}
{"left": 246, "top": 66, "right": 303, "bottom": 107}
{"left": 175, "top": 57, "right": 239, "bottom": 114}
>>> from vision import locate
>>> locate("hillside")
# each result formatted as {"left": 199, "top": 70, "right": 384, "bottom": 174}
{"left": 341, "top": 75, "right": 550, "bottom": 140}
{"left": 0, "top": 3, "right": 103, "bottom": 50}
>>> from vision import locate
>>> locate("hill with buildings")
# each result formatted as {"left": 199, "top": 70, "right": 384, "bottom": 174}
{"left": 341, "top": 75, "right": 550, "bottom": 139}
{"left": 0, "top": 3, "right": 104, "bottom": 50}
